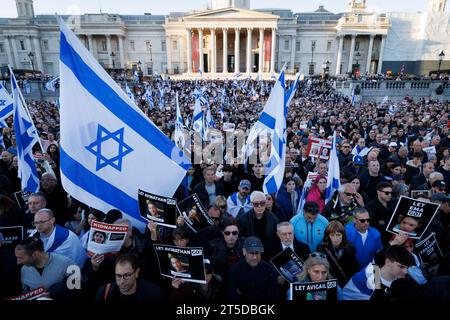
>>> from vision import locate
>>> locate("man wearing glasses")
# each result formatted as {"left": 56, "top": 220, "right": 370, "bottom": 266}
{"left": 338, "top": 141, "right": 354, "bottom": 168}
{"left": 367, "top": 182, "right": 396, "bottom": 245}
{"left": 322, "top": 183, "right": 360, "bottom": 224}
{"left": 96, "top": 253, "right": 162, "bottom": 300}
{"left": 237, "top": 191, "right": 279, "bottom": 260}
{"left": 345, "top": 208, "right": 383, "bottom": 269}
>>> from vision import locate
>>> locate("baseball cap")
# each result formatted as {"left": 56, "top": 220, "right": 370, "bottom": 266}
{"left": 239, "top": 179, "right": 251, "bottom": 190}
{"left": 389, "top": 142, "right": 398, "bottom": 148}
{"left": 353, "top": 155, "right": 364, "bottom": 165}
{"left": 432, "top": 180, "right": 446, "bottom": 189}
{"left": 243, "top": 236, "right": 264, "bottom": 253}
{"left": 431, "top": 192, "right": 448, "bottom": 202}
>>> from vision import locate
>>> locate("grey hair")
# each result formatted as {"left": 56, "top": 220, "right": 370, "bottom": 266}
{"left": 429, "top": 172, "right": 443, "bottom": 181}
{"left": 277, "top": 221, "right": 292, "bottom": 232}
{"left": 338, "top": 183, "right": 352, "bottom": 193}
{"left": 250, "top": 191, "right": 266, "bottom": 203}
{"left": 29, "top": 192, "right": 47, "bottom": 202}
{"left": 114, "top": 218, "right": 131, "bottom": 226}
{"left": 36, "top": 208, "right": 55, "bottom": 219}
{"left": 297, "top": 255, "right": 331, "bottom": 282}
{"left": 41, "top": 171, "right": 57, "bottom": 180}
{"left": 353, "top": 207, "right": 369, "bottom": 217}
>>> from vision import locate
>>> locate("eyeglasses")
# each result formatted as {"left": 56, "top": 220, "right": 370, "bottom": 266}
{"left": 381, "top": 191, "right": 392, "bottom": 195}
{"left": 252, "top": 201, "right": 266, "bottom": 207}
{"left": 309, "top": 252, "right": 327, "bottom": 259}
{"left": 219, "top": 205, "right": 227, "bottom": 209}
{"left": 357, "top": 218, "right": 371, "bottom": 223}
{"left": 223, "top": 231, "right": 239, "bottom": 236}
{"left": 32, "top": 219, "right": 52, "bottom": 226}
{"left": 344, "top": 192, "right": 356, "bottom": 197}
{"left": 342, "top": 146, "right": 351, "bottom": 149}
{"left": 115, "top": 271, "right": 135, "bottom": 281}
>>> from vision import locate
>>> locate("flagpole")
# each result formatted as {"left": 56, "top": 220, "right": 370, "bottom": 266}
{"left": 8, "top": 65, "right": 56, "bottom": 176}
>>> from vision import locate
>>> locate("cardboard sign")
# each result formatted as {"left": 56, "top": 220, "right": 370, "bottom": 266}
{"left": 0, "top": 226, "right": 24, "bottom": 248}
{"left": 289, "top": 279, "right": 338, "bottom": 301}
{"left": 411, "top": 190, "right": 431, "bottom": 199}
{"left": 386, "top": 196, "right": 440, "bottom": 239}
{"left": 176, "top": 194, "right": 213, "bottom": 233}
{"left": 138, "top": 189, "right": 177, "bottom": 228}
{"left": 270, "top": 247, "right": 304, "bottom": 283}
{"left": 153, "top": 244, "right": 206, "bottom": 284}
{"left": 14, "top": 191, "right": 31, "bottom": 209}
{"left": 306, "top": 137, "right": 331, "bottom": 160}
{"left": 422, "top": 146, "right": 436, "bottom": 158}
{"left": 6, "top": 287, "right": 46, "bottom": 300}
{"left": 87, "top": 221, "right": 128, "bottom": 256}
{"left": 415, "top": 233, "right": 443, "bottom": 265}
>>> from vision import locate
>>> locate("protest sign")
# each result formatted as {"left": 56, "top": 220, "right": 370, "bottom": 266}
{"left": 176, "top": 194, "right": 213, "bottom": 233}
{"left": 223, "top": 122, "right": 236, "bottom": 132}
{"left": 14, "top": 191, "right": 31, "bottom": 210}
{"left": 0, "top": 226, "right": 24, "bottom": 248}
{"left": 6, "top": 287, "right": 46, "bottom": 300}
{"left": 386, "top": 196, "right": 440, "bottom": 239}
{"left": 270, "top": 247, "right": 304, "bottom": 283}
{"left": 411, "top": 190, "right": 431, "bottom": 199}
{"left": 422, "top": 146, "right": 436, "bottom": 158}
{"left": 305, "top": 137, "right": 331, "bottom": 160}
{"left": 415, "top": 233, "right": 443, "bottom": 265}
{"left": 87, "top": 221, "right": 128, "bottom": 256}
{"left": 289, "top": 279, "right": 338, "bottom": 300}
{"left": 138, "top": 189, "right": 177, "bottom": 228}
{"left": 153, "top": 244, "right": 206, "bottom": 284}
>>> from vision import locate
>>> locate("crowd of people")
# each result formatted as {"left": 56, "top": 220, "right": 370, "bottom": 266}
{"left": 0, "top": 74, "right": 449, "bottom": 301}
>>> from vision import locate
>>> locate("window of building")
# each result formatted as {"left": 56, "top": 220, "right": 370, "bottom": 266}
{"left": 0, "top": 43, "right": 4, "bottom": 53}
{"left": 42, "top": 40, "right": 49, "bottom": 52}
{"left": 296, "top": 41, "right": 301, "bottom": 51}
{"left": 161, "top": 40, "right": 166, "bottom": 52}
{"left": 327, "top": 41, "right": 332, "bottom": 51}
{"left": 172, "top": 40, "right": 178, "bottom": 50}
{"left": 130, "top": 41, "right": 135, "bottom": 51}
{"left": 355, "top": 41, "right": 360, "bottom": 51}
{"left": 101, "top": 40, "right": 107, "bottom": 51}
{"left": 284, "top": 40, "right": 289, "bottom": 50}
{"left": 20, "top": 40, "right": 25, "bottom": 51}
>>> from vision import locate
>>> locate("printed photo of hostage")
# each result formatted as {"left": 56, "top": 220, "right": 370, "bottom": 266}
{"left": 138, "top": 189, "right": 178, "bottom": 228}
{"left": 270, "top": 247, "right": 304, "bottom": 283}
{"left": 92, "top": 230, "right": 107, "bottom": 244}
{"left": 168, "top": 253, "right": 190, "bottom": 278}
{"left": 386, "top": 196, "right": 440, "bottom": 239}
{"left": 176, "top": 194, "right": 213, "bottom": 233}
{"left": 87, "top": 221, "right": 128, "bottom": 257}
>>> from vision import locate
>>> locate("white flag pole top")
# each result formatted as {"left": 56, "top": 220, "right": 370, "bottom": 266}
{"left": 57, "top": 17, "right": 190, "bottom": 231}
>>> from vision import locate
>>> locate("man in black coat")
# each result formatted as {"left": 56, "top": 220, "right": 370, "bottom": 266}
{"left": 192, "top": 167, "right": 225, "bottom": 207}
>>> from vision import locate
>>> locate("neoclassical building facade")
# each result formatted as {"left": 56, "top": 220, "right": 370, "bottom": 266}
{"left": 0, "top": 0, "right": 449, "bottom": 76}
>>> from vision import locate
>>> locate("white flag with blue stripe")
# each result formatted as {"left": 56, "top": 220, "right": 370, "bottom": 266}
{"left": 325, "top": 131, "right": 341, "bottom": 203}
{"left": 144, "top": 87, "right": 154, "bottom": 109}
{"left": 45, "top": 76, "right": 59, "bottom": 91}
{"left": 23, "top": 80, "right": 31, "bottom": 94}
{"left": 0, "top": 82, "right": 14, "bottom": 126}
{"left": 192, "top": 88, "right": 205, "bottom": 135}
{"left": 174, "top": 92, "right": 185, "bottom": 148}
{"left": 125, "top": 83, "right": 136, "bottom": 105}
{"left": 58, "top": 18, "right": 190, "bottom": 230}
{"left": 10, "top": 67, "right": 40, "bottom": 192}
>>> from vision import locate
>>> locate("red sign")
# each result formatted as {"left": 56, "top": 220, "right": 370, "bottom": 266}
{"left": 306, "top": 137, "right": 332, "bottom": 160}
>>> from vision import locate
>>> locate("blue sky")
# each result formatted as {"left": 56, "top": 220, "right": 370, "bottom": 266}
{"left": 1, "top": 0, "right": 442, "bottom": 17}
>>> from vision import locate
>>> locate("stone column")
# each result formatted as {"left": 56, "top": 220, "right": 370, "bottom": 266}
{"left": 186, "top": 28, "right": 192, "bottom": 73}
{"left": 11, "top": 36, "right": 20, "bottom": 68}
{"left": 166, "top": 35, "right": 172, "bottom": 74}
{"left": 222, "top": 28, "right": 228, "bottom": 73}
{"left": 234, "top": 28, "right": 240, "bottom": 73}
{"left": 290, "top": 34, "right": 296, "bottom": 73}
{"left": 5, "top": 36, "right": 15, "bottom": 68}
{"left": 87, "top": 35, "right": 94, "bottom": 53}
{"left": 270, "top": 28, "right": 277, "bottom": 73}
{"left": 246, "top": 28, "right": 252, "bottom": 74}
{"left": 366, "top": 34, "right": 374, "bottom": 74}
{"left": 25, "top": 36, "right": 32, "bottom": 54}
{"left": 178, "top": 36, "right": 184, "bottom": 74}
{"left": 106, "top": 35, "right": 113, "bottom": 68}
{"left": 377, "top": 35, "right": 386, "bottom": 74}
{"left": 32, "top": 37, "right": 44, "bottom": 72}
{"left": 199, "top": 29, "right": 204, "bottom": 73}
{"left": 118, "top": 35, "right": 126, "bottom": 69}
{"left": 347, "top": 34, "right": 356, "bottom": 73}
{"left": 335, "top": 35, "right": 344, "bottom": 75}
{"left": 258, "top": 28, "right": 264, "bottom": 73}
{"left": 211, "top": 28, "right": 216, "bottom": 73}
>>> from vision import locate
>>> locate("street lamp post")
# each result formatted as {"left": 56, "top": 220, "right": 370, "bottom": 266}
{"left": 355, "top": 51, "right": 361, "bottom": 76}
{"left": 110, "top": 51, "right": 116, "bottom": 69}
{"left": 137, "top": 60, "right": 142, "bottom": 83}
{"left": 149, "top": 44, "right": 153, "bottom": 75}
{"left": 322, "top": 60, "right": 330, "bottom": 80}
{"left": 28, "top": 51, "right": 35, "bottom": 76}
{"left": 438, "top": 50, "right": 445, "bottom": 74}
{"left": 310, "top": 41, "right": 316, "bottom": 75}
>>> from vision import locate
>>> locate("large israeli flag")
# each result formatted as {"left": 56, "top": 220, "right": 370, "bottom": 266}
{"left": 325, "top": 131, "right": 341, "bottom": 203}
{"left": 0, "top": 82, "right": 14, "bottom": 126}
{"left": 58, "top": 18, "right": 190, "bottom": 230}
{"left": 10, "top": 68, "right": 40, "bottom": 192}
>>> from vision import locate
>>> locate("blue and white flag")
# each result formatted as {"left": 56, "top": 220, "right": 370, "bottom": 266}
{"left": 23, "top": 81, "right": 31, "bottom": 94}
{"left": 158, "top": 87, "right": 165, "bottom": 110}
{"left": 184, "top": 115, "right": 190, "bottom": 128}
{"left": 0, "top": 81, "right": 14, "bottom": 126}
{"left": 350, "top": 87, "right": 356, "bottom": 107}
{"left": 204, "top": 105, "right": 215, "bottom": 140}
{"left": 0, "top": 125, "right": 5, "bottom": 149}
{"left": 174, "top": 92, "right": 185, "bottom": 147}
{"left": 45, "top": 76, "right": 60, "bottom": 91}
{"left": 192, "top": 88, "right": 204, "bottom": 135}
{"left": 58, "top": 18, "right": 190, "bottom": 231}
{"left": 125, "top": 83, "right": 136, "bottom": 105}
{"left": 10, "top": 68, "right": 40, "bottom": 192}
{"left": 325, "top": 131, "right": 341, "bottom": 203}
{"left": 234, "top": 72, "right": 242, "bottom": 79}
{"left": 144, "top": 87, "right": 154, "bottom": 109}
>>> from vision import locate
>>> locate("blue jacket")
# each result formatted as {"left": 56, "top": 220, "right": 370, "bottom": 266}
{"left": 290, "top": 211, "right": 329, "bottom": 252}
{"left": 345, "top": 223, "right": 383, "bottom": 269}
{"left": 276, "top": 187, "right": 302, "bottom": 222}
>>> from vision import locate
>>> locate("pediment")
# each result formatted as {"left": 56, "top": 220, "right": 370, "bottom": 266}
{"left": 184, "top": 8, "right": 279, "bottom": 21}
